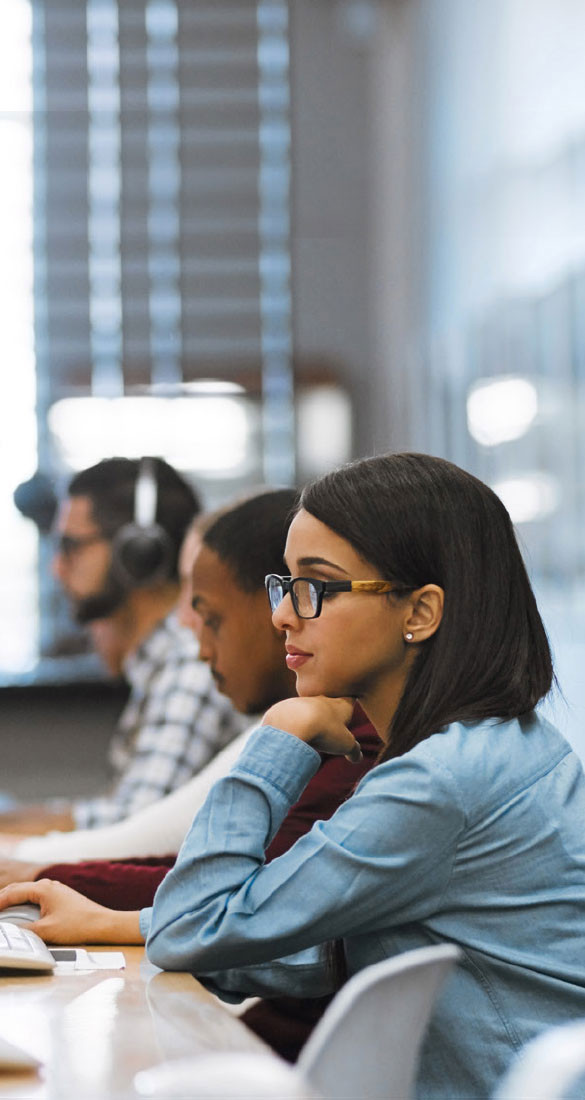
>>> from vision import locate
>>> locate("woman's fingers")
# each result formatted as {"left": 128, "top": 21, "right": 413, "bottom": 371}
{"left": 344, "top": 740, "right": 364, "bottom": 764}
{"left": 311, "top": 719, "right": 363, "bottom": 762}
{"left": 0, "top": 880, "right": 83, "bottom": 943}
{"left": 0, "top": 880, "right": 47, "bottom": 909}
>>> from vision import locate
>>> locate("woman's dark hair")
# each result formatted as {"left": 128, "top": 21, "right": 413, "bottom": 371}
{"left": 301, "top": 452, "right": 554, "bottom": 761}
{"left": 203, "top": 488, "right": 300, "bottom": 593}
{"left": 69, "top": 456, "right": 200, "bottom": 582}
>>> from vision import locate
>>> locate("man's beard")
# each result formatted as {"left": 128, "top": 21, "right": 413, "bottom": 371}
{"left": 72, "top": 568, "right": 129, "bottom": 624}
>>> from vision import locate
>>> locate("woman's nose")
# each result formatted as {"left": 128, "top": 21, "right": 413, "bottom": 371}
{"left": 271, "top": 590, "right": 297, "bottom": 631}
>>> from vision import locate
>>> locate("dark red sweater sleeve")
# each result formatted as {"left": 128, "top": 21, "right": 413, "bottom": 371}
{"left": 36, "top": 856, "right": 176, "bottom": 910}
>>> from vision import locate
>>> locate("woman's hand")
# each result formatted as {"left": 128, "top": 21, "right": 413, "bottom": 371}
{"left": 0, "top": 880, "right": 143, "bottom": 945}
{"left": 262, "top": 697, "right": 362, "bottom": 762}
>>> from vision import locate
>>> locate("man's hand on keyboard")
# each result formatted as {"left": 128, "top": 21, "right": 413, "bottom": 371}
{"left": 0, "top": 879, "right": 143, "bottom": 946}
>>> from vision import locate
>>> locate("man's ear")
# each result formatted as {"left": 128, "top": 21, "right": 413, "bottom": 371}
{"left": 403, "top": 584, "right": 444, "bottom": 643}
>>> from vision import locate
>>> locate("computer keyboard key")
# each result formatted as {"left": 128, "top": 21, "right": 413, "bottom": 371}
{"left": 0, "top": 922, "right": 55, "bottom": 972}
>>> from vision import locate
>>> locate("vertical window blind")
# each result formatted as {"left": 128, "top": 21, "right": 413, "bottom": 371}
{"left": 31, "top": 0, "right": 294, "bottom": 484}
{"left": 25, "top": 0, "right": 294, "bottom": 675}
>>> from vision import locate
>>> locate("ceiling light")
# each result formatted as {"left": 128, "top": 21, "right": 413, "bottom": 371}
{"left": 467, "top": 377, "right": 538, "bottom": 446}
{"left": 492, "top": 472, "right": 560, "bottom": 524}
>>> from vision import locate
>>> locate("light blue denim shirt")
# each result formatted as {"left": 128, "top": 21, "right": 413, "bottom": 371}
{"left": 142, "top": 714, "right": 585, "bottom": 1099}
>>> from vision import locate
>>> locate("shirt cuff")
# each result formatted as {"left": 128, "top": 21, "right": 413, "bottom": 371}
{"left": 231, "top": 725, "right": 321, "bottom": 803}
{"left": 140, "top": 906, "right": 153, "bottom": 939}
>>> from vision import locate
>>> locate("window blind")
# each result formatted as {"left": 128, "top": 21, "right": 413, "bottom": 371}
{"left": 32, "top": 0, "right": 294, "bottom": 484}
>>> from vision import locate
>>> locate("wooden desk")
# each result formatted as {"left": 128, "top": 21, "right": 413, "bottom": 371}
{"left": 0, "top": 946, "right": 269, "bottom": 1098}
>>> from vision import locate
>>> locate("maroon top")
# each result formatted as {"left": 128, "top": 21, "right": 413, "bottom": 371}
{"left": 39, "top": 855, "right": 176, "bottom": 910}
{"left": 38, "top": 711, "right": 381, "bottom": 1060}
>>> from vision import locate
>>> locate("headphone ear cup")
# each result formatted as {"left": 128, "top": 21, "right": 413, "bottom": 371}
{"left": 110, "top": 522, "right": 173, "bottom": 588}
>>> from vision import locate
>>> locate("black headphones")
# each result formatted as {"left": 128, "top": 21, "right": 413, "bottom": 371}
{"left": 110, "top": 458, "right": 174, "bottom": 588}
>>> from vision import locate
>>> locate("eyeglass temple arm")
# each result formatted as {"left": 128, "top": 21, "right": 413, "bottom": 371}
{"left": 349, "top": 581, "right": 395, "bottom": 594}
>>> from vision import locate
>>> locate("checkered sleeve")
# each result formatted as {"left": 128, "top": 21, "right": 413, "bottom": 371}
{"left": 73, "top": 625, "right": 246, "bottom": 829}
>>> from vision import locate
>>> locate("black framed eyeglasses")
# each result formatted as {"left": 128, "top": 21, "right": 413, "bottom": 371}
{"left": 265, "top": 574, "right": 404, "bottom": 620}
{"left": 55, "top": 533, "right": 107, "bottom": 558}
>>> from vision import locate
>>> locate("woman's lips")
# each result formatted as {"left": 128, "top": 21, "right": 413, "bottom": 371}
{"left": 285, "top": 646, "right": 312, "bottom": 670}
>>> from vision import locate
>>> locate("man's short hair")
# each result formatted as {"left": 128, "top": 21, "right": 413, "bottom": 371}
{"left": 202, "top": 488, "right": 299, "bottom": 593}
{"left": 68, "top": 457, "right": 200, "bottom": 582}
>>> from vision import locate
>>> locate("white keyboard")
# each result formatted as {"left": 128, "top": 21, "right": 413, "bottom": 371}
{"left": 0, "top": 921, "right": 55, "bottom": 972}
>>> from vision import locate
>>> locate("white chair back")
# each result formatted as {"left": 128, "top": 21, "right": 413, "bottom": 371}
{"left": 297, "top": 943, "right": 460, "bottom": 1100}
{"left": 493, "top": 1019, "right": 585, "bottom": 1100}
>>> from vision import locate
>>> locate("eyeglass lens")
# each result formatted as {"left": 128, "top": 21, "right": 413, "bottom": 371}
{"left": 56, "top": 534, "right": 102, "bottom": 557}
{"left": 267, "top": 577, "right": 284, "bottom": 612}
{"left": 293, "top": 579, "right": 319, "bottom": 617}
{"left": 57, "top": 536, "right": 80, "bottom": 556}
{"left": 267, "top": 577, "right": 320, "bottom": 618}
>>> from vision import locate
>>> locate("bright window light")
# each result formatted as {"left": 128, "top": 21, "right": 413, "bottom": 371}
{"left": 181, "top": 379, "right": 246, "bottom": 396}
{"left": 0, "top": 0, "right": 38, "bottom": 673}
{"left": 48, "top": 395, "right": 253, "bottom": 475}
{"left": 492, "top": 472, "right": 560, "bottom": 524}
{"left": 147, "top": 379, "right": 246, "bottom": 397}
{"left": 467, "top": 377, "right": 538, "bottom": 447}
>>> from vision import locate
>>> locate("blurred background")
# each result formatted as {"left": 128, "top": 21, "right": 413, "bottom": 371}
{"left": 2, "top": 0, "right": 585, "bottom": 780}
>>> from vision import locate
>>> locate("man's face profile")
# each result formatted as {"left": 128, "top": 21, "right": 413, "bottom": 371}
{"left": 52, "top": 495, "right": 127, "bottom": 623}
{"left": 191, "top": 544, "right": 293, "bottom": 715}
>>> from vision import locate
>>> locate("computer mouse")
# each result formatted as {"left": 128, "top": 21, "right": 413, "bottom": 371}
{"left": 0, "top": 903, "right": 41, "bottom": 927}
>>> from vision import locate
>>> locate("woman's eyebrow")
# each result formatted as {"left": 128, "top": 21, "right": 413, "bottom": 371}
{"left": 296, "top": 556, "right": 350, "bottom": 576}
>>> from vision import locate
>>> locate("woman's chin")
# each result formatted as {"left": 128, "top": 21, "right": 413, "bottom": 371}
{"left": 294, "top": 670, "right": 322, "bottom": 697}
{"left": 295, "top": 670, "right": 344, "bottom": 699}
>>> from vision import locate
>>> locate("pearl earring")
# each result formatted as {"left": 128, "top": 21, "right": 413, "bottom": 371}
{"left": 404, "top": 632, "right": 414, "bottom": 642}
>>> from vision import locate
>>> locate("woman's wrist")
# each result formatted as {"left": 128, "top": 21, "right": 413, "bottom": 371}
{"left": 262, "top": 699, "right": 317, "bottom": 742}
{"left": 88, "top": 906, "right": 144, "bottom": 945}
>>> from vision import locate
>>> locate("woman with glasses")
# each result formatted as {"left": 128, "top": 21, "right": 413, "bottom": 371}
{"left": 4, "top": 452, "right": 585, "bottom": 1098}
{"left": 143, "top": 452, "right": 585, "bottom": 1097}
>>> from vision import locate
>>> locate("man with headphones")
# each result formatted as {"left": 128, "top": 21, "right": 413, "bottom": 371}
{"left": 0, "top": 457, "right": 246, "bottom": 836}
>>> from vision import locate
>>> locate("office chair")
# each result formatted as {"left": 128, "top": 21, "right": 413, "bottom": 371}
{"left": 297, "top": 943, "right": 461, "bottom": 1100}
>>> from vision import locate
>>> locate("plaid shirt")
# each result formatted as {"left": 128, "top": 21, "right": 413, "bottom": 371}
{"left": 73, "top": 612, "right": 247, "bottom": 828}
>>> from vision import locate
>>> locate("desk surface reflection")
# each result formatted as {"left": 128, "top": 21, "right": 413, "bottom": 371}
{"left": 0, "top": 946, "right": 268, "bottom": 1098}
